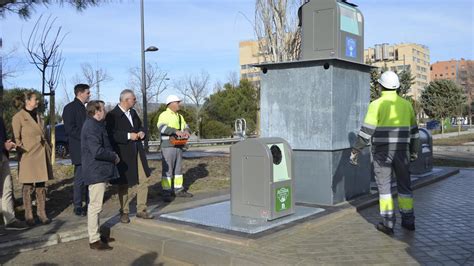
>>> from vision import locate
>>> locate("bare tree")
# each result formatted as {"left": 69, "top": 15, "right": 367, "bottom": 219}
{"left": 213, "top": 80, "right": 223, "bottom": 93}
{"left": 24, "top": 15, "right": 67, "bottom": 95}
{"left": 24, "top": 14, "right": 67, "bottom": 164}
{"left": 254, "top": 0, "right": 303, "bottom": 63}
{"left": 46, "top": 49, "right": 64, "bottom": 124}
{"left": 175, "top": 70, "right": 210, "bottom": 137}
{"left": 127, "top": 62, "right": 169, "bottom": 114}
{"left": 1, "top": 41, "right": 23, "bottom": 116}
{"left": 1, "top": 45, "right": 21, "bottom": 82}
{"left": 60, "top": 77, "right": 72, "bottom": 103}
{"left": 72, "top": 63, "right": 111, "bottom": 99}
{"left": 226, "top": 71, "right": 239, "bottom": 88}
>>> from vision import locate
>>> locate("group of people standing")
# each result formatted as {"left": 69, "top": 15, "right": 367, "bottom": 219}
{"left": 64, "top": 85, "right": 192, "bottom": 250}
{"left": 0, "top": 84, "right": 192, "bottom": 251}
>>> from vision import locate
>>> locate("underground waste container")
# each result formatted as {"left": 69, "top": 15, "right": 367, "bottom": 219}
{"left": 231, "top": 137, "right": 294, "bottom": 221}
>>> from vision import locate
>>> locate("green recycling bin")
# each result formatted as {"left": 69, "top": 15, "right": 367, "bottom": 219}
{"left": 231, "top": 137, "right": 294, "bottom": 221}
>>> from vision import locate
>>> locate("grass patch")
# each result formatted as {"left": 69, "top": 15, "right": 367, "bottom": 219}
{"left": 10, "top": 157, "right": 231, "bottom": 218}
{"left": 433, "top": 133, "right": 474, "bottom": 146}
{"left": 431, "top": 127, "right": 467, "bottom": 135}
{"left": 433, "top": 158, "right": 474, "bottom": 168}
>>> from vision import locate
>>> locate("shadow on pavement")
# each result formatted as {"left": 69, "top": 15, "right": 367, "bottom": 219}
{"left": 46, "top": 177, "right": 74, "bottom": 219}
{"left": 131, "top": 251, "right": 161, "bottom": 266}
{"left": 183, "top": 162, "right": 209, "bottom": 191}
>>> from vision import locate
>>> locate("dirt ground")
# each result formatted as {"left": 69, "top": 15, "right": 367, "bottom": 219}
{"left": 8, "top": 156, "right": 230, "bottom": 222}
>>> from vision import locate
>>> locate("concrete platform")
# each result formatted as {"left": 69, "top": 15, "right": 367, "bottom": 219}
{"left": 160, "top": 201, "right": 325, "bottom": 234}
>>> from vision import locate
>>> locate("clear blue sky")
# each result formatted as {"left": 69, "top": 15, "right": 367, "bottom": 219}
{"left": 1, "top": 0, "right": 473, "bottom": 106}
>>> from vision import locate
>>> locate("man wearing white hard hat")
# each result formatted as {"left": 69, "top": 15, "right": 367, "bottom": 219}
{"left": 157, "top": 95, "right": 192, "bottom": 202}
{"left": 350, "top": 71, "right": 420, "bottom": 235}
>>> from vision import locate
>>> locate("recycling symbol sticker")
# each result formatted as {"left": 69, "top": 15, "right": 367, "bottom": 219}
{"left": 275, "top": 186, "right": 291, "bottom": 212}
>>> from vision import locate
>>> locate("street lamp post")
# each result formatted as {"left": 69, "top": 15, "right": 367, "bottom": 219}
{"left": 140, "top": 0, "right": 158, "bottom": 151}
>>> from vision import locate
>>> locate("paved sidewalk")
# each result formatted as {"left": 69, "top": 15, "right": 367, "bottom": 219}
{"left": 247, "top": 169, "right": 474, "bottom": 265}
{"left": 105, "top": 168, "right": 471, "bottom": 265}
{"left": 1, "top": 169, "right": 471, "bottom": 265}
{"left": 0, "top": 239, "right": 190, "bottom": 265}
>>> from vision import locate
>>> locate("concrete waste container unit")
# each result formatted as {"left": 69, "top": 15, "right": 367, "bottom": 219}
{"left": 299, "top": 0, "right": 364, "bottom": 64}
{"left": 231, "top": 138, "right": 294, "bottom": 221}
{"left": 256, "top": 0, "right": 371, "bottom": 206}
{"left": 409, "top": 128, "right": 433, "bottom": 175}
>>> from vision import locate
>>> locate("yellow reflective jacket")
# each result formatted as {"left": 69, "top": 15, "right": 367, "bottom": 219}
{"left": 157, "top": 108, "right": 189, "bottom": 148}
{"left": 354, "top": 91, "right": 420, "bottom": 152}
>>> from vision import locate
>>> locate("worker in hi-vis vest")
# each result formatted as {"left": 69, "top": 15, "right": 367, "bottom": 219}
{"left": 350, "top": 71, "right": 420, "bottom": 235}
{"left": 157, "top": 95, "right": 193, "bottom": 202}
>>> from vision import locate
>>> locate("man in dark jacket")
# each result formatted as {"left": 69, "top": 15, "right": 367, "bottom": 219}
{"left": 63, "top": 84, "right": 90, "bottom": 216}
{"left": 0, "top": 117, "right": 28, "bottom": 230}
{"left": 105, "top": 89, "right": 153, "bottom": 223}
{"left": 81, "top": 100, "right": 118, "bottom": 251}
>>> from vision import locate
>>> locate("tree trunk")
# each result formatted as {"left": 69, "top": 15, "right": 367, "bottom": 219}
{"left": 441, "top": 117, "right": 445, "bottom": 134}
{"left": 50, "top": 93, "right": 55, "bottom": 165}
{"left": 458, "top": 117, "right": 461, "bottom": 135}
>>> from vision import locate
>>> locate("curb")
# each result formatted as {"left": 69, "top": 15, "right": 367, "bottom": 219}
{"left": 0, "top": 221, "right": 92, "bottom": 257}
{"left": 433, "top": 146, "right": 474, "bottom": 153}
{"left": 0, "top": 234, "right": 59, "bottom": 257}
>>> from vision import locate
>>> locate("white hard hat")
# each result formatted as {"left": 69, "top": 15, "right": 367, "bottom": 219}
{"left": 166, "top": 95, "right": 181, "bottom": 105}
{"left": 378, "top": 71, "right": 400, "bottom": 90}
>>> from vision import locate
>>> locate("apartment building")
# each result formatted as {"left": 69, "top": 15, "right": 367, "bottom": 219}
{"left": 239, "top": 40, "right": 267, "bottom": 85}
{"left": 431, "top": 59, "right": 472, "bottom": 85}
{"left": 364, "top": 43, "right": 430, "bottom": 100}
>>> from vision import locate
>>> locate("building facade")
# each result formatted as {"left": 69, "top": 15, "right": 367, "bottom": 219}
{"left": 239, "top": 40, "right": 265, "bottom": 85}
{"left": 364, "top": 43, "right": 430, "bottom": 100}
{"left": 431, "top": 59, "right": 472, "bottom": 85}
{"left": 431, "top": 59, "right": 474, "bottom": 123}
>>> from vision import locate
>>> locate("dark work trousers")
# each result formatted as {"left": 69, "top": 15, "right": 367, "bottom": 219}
{"left": 373, "top": 150, "right": 415, "bottom": 229}
{"left": 73, "top": 164, "right": 89, "bottom": 209}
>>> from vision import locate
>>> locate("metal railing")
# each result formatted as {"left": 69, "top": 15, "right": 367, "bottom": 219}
{"left": 148, "top": 138, "right": 241, "bottom": 151}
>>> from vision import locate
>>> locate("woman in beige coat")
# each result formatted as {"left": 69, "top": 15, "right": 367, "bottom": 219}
{"left": 12, "top": 91, "right": 53, "bottom": 225}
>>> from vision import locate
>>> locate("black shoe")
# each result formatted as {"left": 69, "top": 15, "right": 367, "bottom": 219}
{"left": 136, "top": 212, "right": 155, "bottom": 219}
{"left": 5, "top": 220, "right": 29, "bottom": 231}
{"left": 120, "top": 213, "right": 130, "bottom": 224}
{"left": 175, "top": 190, "right": 193, "bottom": 198}
{"left": 162, "top": 191, "right": 174, "bottom": 202}
{"left": 81, "top": 207, "right": 87, "bottom": 217}
{"left": 100, "top": 235, "right": 115, "bottom": 243}
{"left": 401, "top": 221, "right": 415, "bottom": 231}
{"left": 375, "top": 222, "right": 394, "bottom": 235}
{"left": 89, "top": 240, "right": 113, "bottom": 251}
{"left": 74, "top": 207, "right": 83, "bottom": 216}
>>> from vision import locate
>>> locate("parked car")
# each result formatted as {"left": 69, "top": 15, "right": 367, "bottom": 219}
{"left": 426, "top": 120, "right": 440, "bottom": 130}
{"left": 46, "top": 123, "right": 69, "bottom": 158}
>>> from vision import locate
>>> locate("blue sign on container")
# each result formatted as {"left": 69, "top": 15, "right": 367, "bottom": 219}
{"left": 345, "top": 37, "right": 357, "bottom": 58}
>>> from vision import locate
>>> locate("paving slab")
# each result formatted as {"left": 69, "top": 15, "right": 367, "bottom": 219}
{"left": 161, "top": 201, "right": 325, "bottom": 234}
